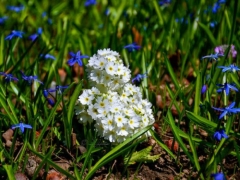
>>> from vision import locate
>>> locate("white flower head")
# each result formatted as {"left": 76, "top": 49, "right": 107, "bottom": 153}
{"left": 76, "top": 49, "right": 154, "bottom": 144}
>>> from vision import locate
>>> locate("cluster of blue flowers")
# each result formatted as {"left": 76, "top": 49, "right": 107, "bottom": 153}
{"left": 1, "top": 22, "right": 92, "bottom": 134}
{"left": 201, "top": 44, "right": 238, "bottom": 179}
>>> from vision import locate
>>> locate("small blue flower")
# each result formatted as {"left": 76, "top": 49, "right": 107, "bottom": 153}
{"left": 47, "top": 98, "right": 55, "bottom": 107}
{"left": 212, "top": 2, "right": 221, "bottom": 13}
{"left": 41, "top": 12, "right": 52, "bottom": 24}
{"left": 0, "top": 16, "right": 8, "bottom": 24}
{"left": 48, "top": 85, "right": 69, "bottom": 94}
{"left": 217, "top": 64, "right": 240, "bottom": 73}
{"left": 212, "top": 102, "right": 240, "bottom": 119}
{"left": 105, "top": 8, "right": 110, "bottom": 16}
{"left": 201, "top": 53, "right": 224, "bottom": 61}
{"left": 211, "top": 172, "right": 226, "bottom": 180}
{"left": 132, "top": 73, "right": 147, "bottom": 84}
{"left": 43, "top": 89, "right": 49, "bottom": 98}
{"left": 7, "top": 5, "right": 24, "bottom": 12}
{"left": 11, "top": 122, "right": 32, "bottom": 133}
{"left": 175, "top": 17, "right": 188, "bottom": 24}
{"left": 5, "top": 30, "right": 24, "bottom": 40}
{"left": 210, "top": 21, "right": 218, "bottom": 28}
{"left": 20, "top": 71, "right": 43, "bottom": 84}
{"left": 0, "top": 72, "right": 18, "bottom": 83}
{"left": 29, "top": 27, "right": 43, "bottom": 41}
{"left": 40, "top": 54, "right": 56, "bottom": 60}
{"left": 201, "top": 84, "right": 207, "bottom": 94}
{"left": 159, "top": 0, "right": 171, "bottom": 6}
{"left": 124, "top": 43, "right": 141, "bottom": 52}
{"left": 67, "top": 51, "right": 89, "bottom": 66}
{"left": 218, "top": 0, "right": 226, "bottom": 4}
{"left": 213, "top": 129, "right": 228, "bottom": 141}
{"left": 84, "top": 0, "right": 96, "bottom": 6}
{"left": 216, "top": 83, "right": 238, "bottom": 95}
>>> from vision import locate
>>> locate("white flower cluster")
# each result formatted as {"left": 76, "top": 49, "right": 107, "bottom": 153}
{"left": 87, "top": 48, "right": 131, "bottom": 91}
{"left": 76, "top": 49, "right": 154, "bottom": 143}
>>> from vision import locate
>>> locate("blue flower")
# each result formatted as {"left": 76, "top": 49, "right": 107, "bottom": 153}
{"left": 20, "top": 71, "right": 43, "bottom": 84}
{"left": 212, "top": 2, "right": 221, "bottom": 13}
{"left": 124, "top": 43, "right": 141, "bottom": 52}
{"left": 212, "top": 102, "right": 240, "bottom": 119}
{"left": 84, "top": 0, "right": 96, "bottom": 6}
{"left": 40, "top": 54, "right": 56, "bottom": 60}
{"left": 0, "top": 16, "right": 8, "bottom": 24}
{"left": 175, "top": 17, "right": 188, "bottom": 24}
{"left": 5, "top": 30, "right": 24, "bottom": 40}
{"left": 218, "top": 0, "right": 226, "bottom": 4}
{"left": 201, "top": 53, "right": 224, "bottom": 61}
{"left": 29, "top": 27, "right": 43, "bottom": 41}
{"left": 211, "top": 172, "right": 226, "bottom": 180}
{"left": 132, "top": 73, "right": 147, "bottom": 84}
{"left": 213, "top": 129, "right": 228, "bottom": 141}
{"left": 159, "top": 0, "right": 171, "bottom": 6}
{"left": 216, "top": 83, "right": 238, "bottom": 95}
{"left": 41, "top": 12, "right": 52, "bottom": 24}
{"left": 11, "top": 122, "right": 32, "bottom": 133}
{"left": 47, "top": 98, "right": 55, "bottom": 107}
{"left": 201, "top": 84, "right": 207, "bottom": 94}
{"left": 7, "top": 5, "right": 24, "bottom": 12}
{"left": 0, "top": 72, "right": 18, "bottom": 83}
{"left": 48, "top": 85, "right": 69, "bottom": 94}
{"left": 210, "top": 21, "right": 218, "bottom": 28}
{"left": 217, "top": 64, "right": 240, "bottom": 73}
{"left": 67, "top": 51, "right": 89, "bottom": 66}
{"left": 105, "top": 8, "right": 110, "bottom": 16}
{"left": 43, "top": 89, "right": 49, "bottom": 98}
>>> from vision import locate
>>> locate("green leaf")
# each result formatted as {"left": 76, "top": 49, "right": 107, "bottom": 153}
{"left": 28, "top": 144, "right": 75, "bottom": 179}
{"left": 150, "top": 129, "right": 176, "bottom": 160}
{"left": 124, "top": 146, "right": 160, "bottom": 165}
{"left": 198, "top": 22, "right": 218, "bottom": 45}
{"left": 85, "top": 126, "right": 151, "bottom": 180}
{"left": 167, "top": 110, "right": 194, "bottom": 164}
{"left": 186, "top": 111, "right": 217, "bottom": 131}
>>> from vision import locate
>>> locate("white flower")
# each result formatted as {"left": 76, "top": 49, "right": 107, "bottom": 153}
{"left": 76, "top": 49, "right": 155, "bottom": 144}
{"left": 88, "top": 55, "right": 97, "bottom": 67}
{"left": 94, "top": 97, "right": 109, "bottom": 110}
{"left": 89, "top": 87, "right": 100, "bottom": 95}
{"left": 128, "top": 116, "right": 140, "bottom": 129}
{"left": 101, "top": 114, "right": 114, "bottom": 130}
{"left": 123, "top": 108, "right": 135, "bottom": 117}
{"left": 105, "top": 62, "right": 117, "bottom": 76}
{"left": 120, "top": 91, "right": 130, "bottom": 103}
{"left": 87, "top": 104, "right": 98, "bottom": 120}
{"left": 101, "top": 72, "right": 112, "bottom": 84}
{"left": 121, "top": 67, "right": 131, "bottom": 82}
{"left": 110, "top": 102, "right": 123, "bottom": 113}
{"left": 89, "top": 69, "right": 102, "bottom": 83}
{"left": 97, "top": 108, "right": 109, "bottom": 118}
{"left": 78, "top": 91, "right": 93, "bottom": 105}
{"left": 117, "top": 125, "right": 129, "bottom": 136}
{"left": 115, "top": 113, "right": 127, "bottom": 127}
{"left": 98, "top": 49, "right": 112, "bottom": 56}
{"left": 116, "top": 64, "right": 124, "bottom": 75}
{"left": 105, "top": 55, "right": 117, "bottom": 62}
{"left": 96, "top": 57, "right": 107, "bottom": 70}
{"left": 104, "top": 130, "right": 117, "bottom": 142}
{"left": 124, "top": 84, "right": 136, "bottom": 95}
{"left": 142, "top": 115, "right": 149, "bottom": 126}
